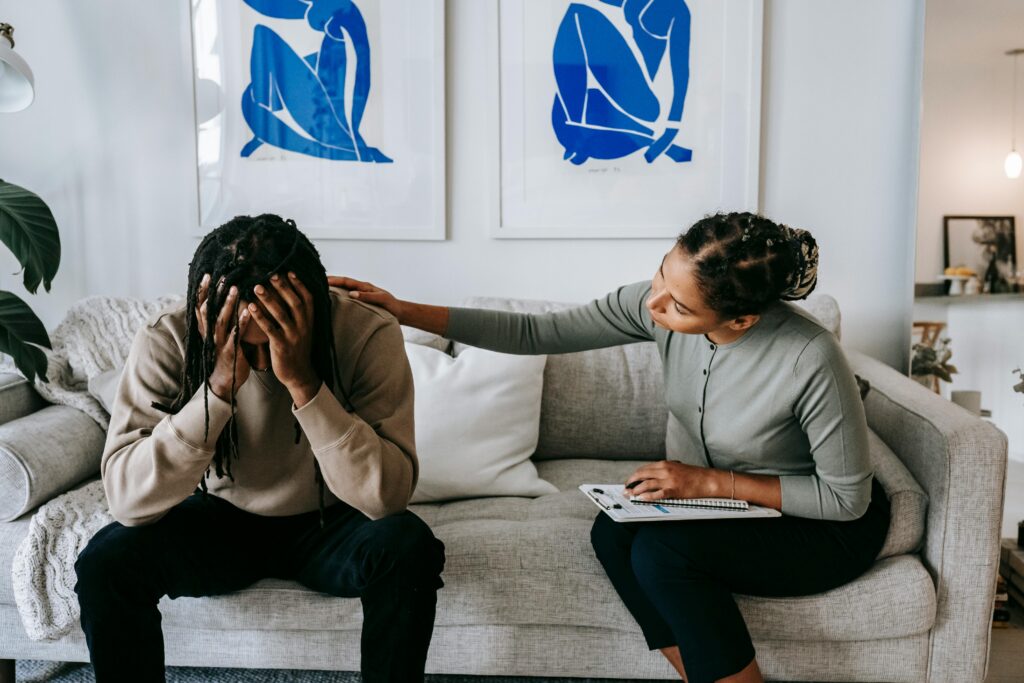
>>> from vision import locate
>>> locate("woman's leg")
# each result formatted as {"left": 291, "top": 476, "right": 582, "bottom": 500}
{"left": 590, "top": 513, "right": 688, "bottom": 677}
{"left": 74, "top": 493, "right": 277, "bottom": 683}
{"left": 288, "top": 507, "right": 446, "bottom": 683}
{"left": 628, "top": 483, "right": 889, "bottom": 683}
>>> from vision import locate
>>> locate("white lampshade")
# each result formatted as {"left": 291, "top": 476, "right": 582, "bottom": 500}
{"left": 1006, "top": 150, "right": 1023, "bottom": 179}
{"left": 0, "top": 40, "right": 34, "bottom": 112}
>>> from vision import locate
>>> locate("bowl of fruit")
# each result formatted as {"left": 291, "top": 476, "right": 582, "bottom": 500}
{"left": 939, "top": 266, "right": 977, "bottom": 295}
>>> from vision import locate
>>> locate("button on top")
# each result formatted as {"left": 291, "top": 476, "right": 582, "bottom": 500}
{"left": 709, "top": 343, "right": 716, "bottom": 350}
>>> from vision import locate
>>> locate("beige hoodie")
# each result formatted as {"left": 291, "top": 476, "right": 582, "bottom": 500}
{"left": 101, "top": 288, "right": 417, "bottom": 526}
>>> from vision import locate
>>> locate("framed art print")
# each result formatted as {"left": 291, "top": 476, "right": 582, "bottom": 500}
{"left": 943, "top": 215, "right": 1018, "bottom": 293}
{"left": 189, "top": 0, "right": 445, "bottom": 240}
{"left": 490, "top": 0, "right": 762, "bottom": 239}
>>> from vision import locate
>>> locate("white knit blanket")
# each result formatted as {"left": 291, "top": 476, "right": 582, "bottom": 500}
{"left": 8, "top": 294, "right": 179, "bottom": 641}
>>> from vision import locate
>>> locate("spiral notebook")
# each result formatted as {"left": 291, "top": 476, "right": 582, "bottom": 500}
{"left": 579, "top": 484, "right": 782, "bottom": 523}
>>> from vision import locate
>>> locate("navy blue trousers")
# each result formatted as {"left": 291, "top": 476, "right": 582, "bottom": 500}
{"left": 590, "top": 478, "right": 890, "bottom": 683}
{"left": 74, "top": 492, "right": 445, "bottom": 683}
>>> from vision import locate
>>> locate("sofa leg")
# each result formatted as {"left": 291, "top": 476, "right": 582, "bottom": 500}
{"left": 0, "top": 659, "right": 14, "bottom": 683}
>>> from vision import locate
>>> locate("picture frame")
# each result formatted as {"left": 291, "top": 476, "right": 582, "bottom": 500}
{"left": 942, "top": 215, "right": 1018, "bottom": 293}
{"left": 188, "top": 0, "right": 446, "bottom": 240}
{"left": 488, "top": 0, "right": 763, "bottom": 239}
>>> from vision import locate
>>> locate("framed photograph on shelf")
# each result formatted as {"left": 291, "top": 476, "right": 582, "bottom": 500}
{"left": 188, "top": 0, "right": 445, "bottom": 240}
{"left": 943, "top": 215, "right": 1018, "bottom": 293}
{"left": 489, "top": 0, "right": 763, "bottom": 239}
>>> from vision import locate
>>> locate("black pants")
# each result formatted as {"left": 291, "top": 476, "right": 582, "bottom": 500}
{"left": 590, "top": 478, "right": 890, "bottom": 683}
{"left": 74, "top": 492, "right": 446, "bottom": 683}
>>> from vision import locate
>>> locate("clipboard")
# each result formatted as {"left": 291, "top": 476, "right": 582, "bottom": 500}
{"left": 579, "top": 484, "right": 782, "bottom": 523}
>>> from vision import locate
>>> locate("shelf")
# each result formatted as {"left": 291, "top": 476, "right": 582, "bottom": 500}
{"left": 915, "top": 293, "right": 1024, "bottom": 305}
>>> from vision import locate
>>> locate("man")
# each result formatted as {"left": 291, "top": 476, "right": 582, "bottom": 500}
{"left": 75, "top": 214, "right": 444, "bottom": 682}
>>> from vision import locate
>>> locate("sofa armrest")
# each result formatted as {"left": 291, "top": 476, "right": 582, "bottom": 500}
{"left": 0, "top": 372, "right": 47, "bottom": 427}
{"left": 0, "top": 405, "right": 107, "bottom": 522}
{"left": 847, "top": 350, "right": 1007, "bottom": 683}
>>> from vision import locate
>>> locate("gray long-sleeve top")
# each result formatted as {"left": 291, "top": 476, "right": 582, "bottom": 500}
{"left": 446, "top": 281, "right": 873, "bottom": 522}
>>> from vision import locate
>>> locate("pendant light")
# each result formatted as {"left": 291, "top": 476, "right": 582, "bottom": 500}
{"left": 0, "top": 23, "right": 34, "bottom": 113}
{"left": 1006, "top": 49, "right": 1024, "bottom": 179}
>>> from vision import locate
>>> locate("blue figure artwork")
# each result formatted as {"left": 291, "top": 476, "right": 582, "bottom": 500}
{"left": 240, "top": 0, "right": 391, "bottom": 162}
{"left": 552, "top": 0, "right": 692, "bottom": 165}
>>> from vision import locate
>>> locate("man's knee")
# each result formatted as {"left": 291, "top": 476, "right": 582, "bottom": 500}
{"left": 364, "top": 512, "right": 445, "bottom": 584}
{"left": 74, "top": 523, "right": 145, "bottom": 602}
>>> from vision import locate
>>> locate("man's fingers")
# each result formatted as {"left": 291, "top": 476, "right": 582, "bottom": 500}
{"left": 214, "top": 286, "right": 239, "bottom": 345}
{"left": 269, "top": 274, "right": 304, "bottom": 326}
{"left": 287, "top": 272, "right": 315, "bottom": 318}
{"left": 197, "top": 273, "right": 211, "bottom": 306}
{"left": 195, "top": 300, "right": 208, "bottom": 339}
{"left": 247, "top": 302, "right": 281, "bottom": 341}
{"left": 254, "top": 284, "right": 292, "bottom": 333}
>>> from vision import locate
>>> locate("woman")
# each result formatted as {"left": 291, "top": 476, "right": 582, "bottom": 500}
{"left": 328, "top": 211, "right": 890, "bottom": 683}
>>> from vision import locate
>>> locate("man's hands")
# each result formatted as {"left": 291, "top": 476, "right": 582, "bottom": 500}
{"left": 196, "top": 274, "right": 252, "bottom": 402}
{"left": 624, "top": 460, "right": 724, "bottom": 502}
{"left": 247, "top": 272, "right": 322, "bottom": 408}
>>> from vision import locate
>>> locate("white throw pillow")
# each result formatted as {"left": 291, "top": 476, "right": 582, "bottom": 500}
{"left": 405, "top": 343, "right": 557, "bottom": 503}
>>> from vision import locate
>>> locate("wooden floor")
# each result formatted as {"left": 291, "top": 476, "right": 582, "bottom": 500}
{"left": 988, "top": 459, "right": 1024, "bottom": 683}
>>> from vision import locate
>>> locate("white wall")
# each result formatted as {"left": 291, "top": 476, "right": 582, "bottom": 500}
{"left": 916, "top": 0, "right": 1024, "bottom": 282}
{"left": 0, "top": 0, "right": 923, "bottom": 370}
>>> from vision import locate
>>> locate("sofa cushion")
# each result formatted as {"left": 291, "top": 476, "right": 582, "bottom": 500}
{"left": 0, "top": 406, "right": 108, "bottom": 523}
{"left": 150, "top": 458, "right": 934, "bottom": 642}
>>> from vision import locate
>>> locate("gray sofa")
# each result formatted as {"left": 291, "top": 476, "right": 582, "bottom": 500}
{"left": 0, "top": 295, "right": 1009, "bottom": 682}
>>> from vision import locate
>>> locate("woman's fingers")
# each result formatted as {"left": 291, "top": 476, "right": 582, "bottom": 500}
{"left": 327, "top": 276, "right": 376, "bottom": 292}
{"left": 627, "top": 479, "right": 660, "bottom": 497}
{"left": 347, "top": 289, "right": 389, "bottom": 305}
{"left": 633, "top": 488, "right": 667, "bottom": 502}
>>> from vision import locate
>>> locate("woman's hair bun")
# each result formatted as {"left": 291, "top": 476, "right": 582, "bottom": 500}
{"left": 779, "top": 228, "right": 819, "bottom": 301}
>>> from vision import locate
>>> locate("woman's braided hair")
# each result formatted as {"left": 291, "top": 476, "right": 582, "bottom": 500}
{"left": 164, "top": 214, "right": 350, "bottom": 526}
{"left": 676, "top": 212, "right": 819, "bottom": 319}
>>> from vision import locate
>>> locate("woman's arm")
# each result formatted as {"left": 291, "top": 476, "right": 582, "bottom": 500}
{"left": 780, "top": 331, "right": 874, "bottom": 521}
{"left": 328, "top": 276, "right": 657, "bottom": 355}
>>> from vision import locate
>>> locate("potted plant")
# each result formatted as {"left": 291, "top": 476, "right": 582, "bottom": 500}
{"left": 911, "top": 337, "right": 958, "bottom": 393}
{"left": 0, "top": 178, "right": 60, "bottom": 382}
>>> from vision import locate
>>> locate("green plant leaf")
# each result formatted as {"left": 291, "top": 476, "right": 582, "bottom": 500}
{"left": 0, "top": 290, "right": 51, "bottom": 383}
{"left": 945, "top": 364, "right": 958, "bottom": 375}
{"left": 0, "top": 180, "right": 61, "bottom": 294}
